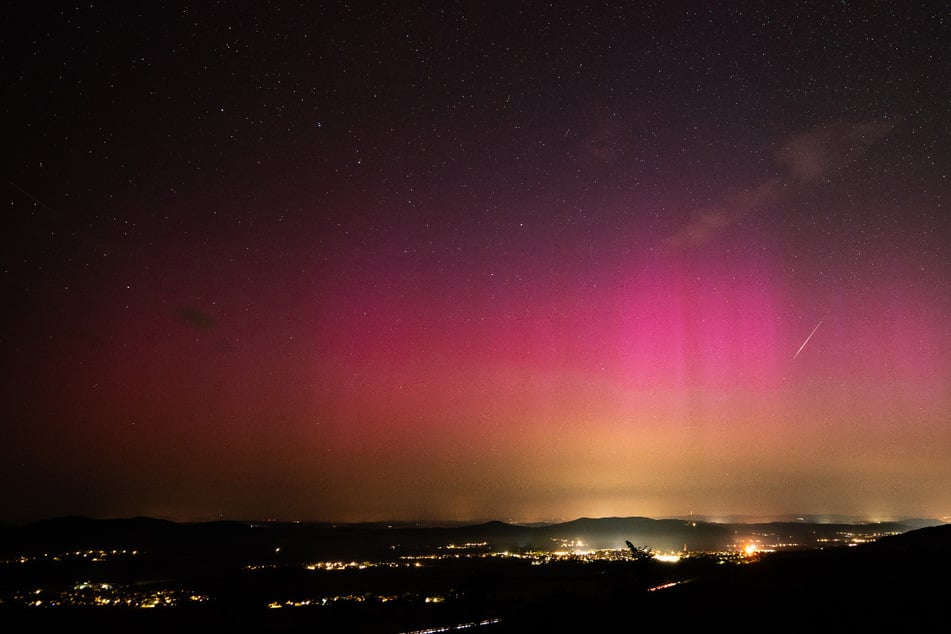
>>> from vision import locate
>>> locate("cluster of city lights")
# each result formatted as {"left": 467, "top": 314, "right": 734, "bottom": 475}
{"left": 14, "top": 582, "right": 208, "bottom": 608}
{"left": 2, "top": 548, "right": 139, "bottom": 565}
{"left": 267, "top": 593, "right": 448, "bottom": 609}
{"left": 2, "top": 525, "right": 906, "bottom": 611}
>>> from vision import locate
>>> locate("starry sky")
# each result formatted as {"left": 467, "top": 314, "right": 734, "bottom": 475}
{"left": 3, "top": 2, "right": 950, "bottom": 524}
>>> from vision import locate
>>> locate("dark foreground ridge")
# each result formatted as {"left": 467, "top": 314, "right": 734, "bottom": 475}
{"left": 0, "top": 517, "right": 947, "bottom": 631}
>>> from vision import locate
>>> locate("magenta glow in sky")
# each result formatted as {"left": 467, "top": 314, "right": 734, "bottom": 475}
{"left": 3, "top": 3, "right": 949, "bottom": 524}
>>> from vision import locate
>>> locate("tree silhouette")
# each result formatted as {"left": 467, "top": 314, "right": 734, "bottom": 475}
{"left": 626, "top": 540, "right": 653, "bottom": 561}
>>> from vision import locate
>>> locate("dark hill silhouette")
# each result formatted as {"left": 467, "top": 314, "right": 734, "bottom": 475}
{"left": 615, "top": 523, "right": 951, "bottom": 631}
{"left": 0, "top": 514, "right": 940, "bottom": 560}
{"left": 1, "top": 516, "right": 946, "bottom": 632}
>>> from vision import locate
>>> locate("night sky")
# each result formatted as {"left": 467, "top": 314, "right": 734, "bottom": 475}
{"left": 3, "top": 3, "right": 950, "bottom": 524}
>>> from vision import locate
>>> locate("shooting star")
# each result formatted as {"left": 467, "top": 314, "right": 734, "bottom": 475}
{"left": 793, "top": 319, "right": 823, "bottom": 359}
{"left": 9, "top": 181, "right": 54, "bottom": 211}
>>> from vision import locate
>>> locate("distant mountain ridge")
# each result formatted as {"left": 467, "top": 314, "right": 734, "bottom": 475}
{"left": 1, "top": 514, "right": 942, "bottom": 560}
{"left": 7, "top": 513, "right": 942, "bottom": 529}
{"left": 2, "top": 517, "right": 948, "bottom": 630}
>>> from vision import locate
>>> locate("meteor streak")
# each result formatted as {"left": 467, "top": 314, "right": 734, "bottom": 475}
{"left": 793, "top": 319, "right": 823, "bottom": 359}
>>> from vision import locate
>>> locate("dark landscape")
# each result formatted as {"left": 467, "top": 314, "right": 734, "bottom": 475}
{"left": 4, "top": 4, "right": 950, "bottom": 632}
{"left": 1, "top": 516, "right": 948, "bottom": 631}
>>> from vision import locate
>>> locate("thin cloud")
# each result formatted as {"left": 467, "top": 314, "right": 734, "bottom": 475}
{"left": 180, "top": 307, "right": 218, "bottom": 329}
{"left": 664, "top": 177, "right": 784, "bottom": 251}
{"left": 776, "top": 117, "right": 897, "bottom": 182}
{"left": 665, "top": 117, "right": 898, "bottom": 250}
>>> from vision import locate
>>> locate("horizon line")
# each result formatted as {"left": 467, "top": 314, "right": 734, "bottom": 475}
{"left": 5, "top": 512, "right": 946, "bottom": 528}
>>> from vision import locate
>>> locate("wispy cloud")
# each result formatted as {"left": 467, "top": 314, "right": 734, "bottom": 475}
{"left": 180, "top": 307, "right": 218, "bottom": 329}
{"left": 665, "top": 117, "right": 898, "bottom": 250}
{"left": 664, "top": 177, "right": 784, "bottom": 251}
